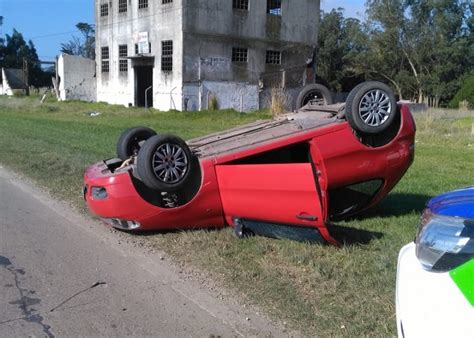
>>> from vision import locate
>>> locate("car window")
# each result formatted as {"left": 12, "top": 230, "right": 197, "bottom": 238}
{"left": 328, "top": 179, "right": 384, "bottom": 218}
{"left": 229, "top": 142, "right": 310, "bottom": 164}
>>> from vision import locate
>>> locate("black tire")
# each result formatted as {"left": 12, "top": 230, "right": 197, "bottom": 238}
{"left": 137, "top": 134, "right": 193, "bottom": 192}
{"left": 345, "top": 81, "right": 398, "bottom": 134}
{"left": 296, "top": 84, "right": 333, "bottom": 108}
{"left": 116, "top": 127, "right": 156, "bottom": 160}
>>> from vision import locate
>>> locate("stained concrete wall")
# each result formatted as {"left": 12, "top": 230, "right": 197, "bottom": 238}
{"left": 181, "top": 0, "right": 319, "bottom": 111}
{"left": 95, "top": 0, "right": 184, "bottom": 110}
{"left": 183, "top": 81, "right": 259, "bottom": 112}
{"left": 182, "top": 0, "right": 319, "bottom": 84}
{"left": 58, "top": 54, "right": 97, "bottom": 102}
{"left": 183, "top": 1, "right": 319, "bottom": 44}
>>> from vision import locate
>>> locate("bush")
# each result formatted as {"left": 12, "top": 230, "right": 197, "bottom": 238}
{"left": 449, "top": 74, "right": 474, "bottom": 109}
{"left": 13, "top": 90, "right": 26, "bottom": 97}
{"left": 208, "top": 94, "right": 219, "bottom": 111}
{"left": 270, "top": 87, "right": 291, "bottom": 117}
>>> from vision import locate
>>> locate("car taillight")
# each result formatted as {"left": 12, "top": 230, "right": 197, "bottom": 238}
{"left": 415, "top": 209, "right": 474, "bottom": 271}
{"left": 91, "top": 186, "right": 108, "bottom": 200}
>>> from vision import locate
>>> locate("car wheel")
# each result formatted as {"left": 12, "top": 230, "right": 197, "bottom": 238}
{"left": 116, "top": 127, "right": 157, "bottom": 160}
{"left": 345, "top": 81, "right": 398, "bottom": 134}
{"left": 296, "top": 84, "right": 333, "bottom": 108}
{"left": 137, "top": 134, "right": 193, "bottom": 192}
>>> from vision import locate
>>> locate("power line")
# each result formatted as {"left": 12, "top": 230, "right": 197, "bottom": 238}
{"left": 29, "top": 30, "right": 81, "bottom": 40}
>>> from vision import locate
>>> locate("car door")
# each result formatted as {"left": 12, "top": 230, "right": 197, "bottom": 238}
{"left": 215, "top": 142, "right": 325, "bottom": 228}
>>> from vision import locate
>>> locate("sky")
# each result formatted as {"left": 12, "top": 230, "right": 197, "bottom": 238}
{"left": 0, "top": 0, "right": 365, "bottom": 63}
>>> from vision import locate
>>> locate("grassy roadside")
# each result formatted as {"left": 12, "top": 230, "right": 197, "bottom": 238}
{"left": 1, "top": 95, "right": 473, "bottom": 336}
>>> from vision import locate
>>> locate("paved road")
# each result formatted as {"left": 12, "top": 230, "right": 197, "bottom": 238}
{"left": 0, "top": 167, "right": 283, "bottom": 337}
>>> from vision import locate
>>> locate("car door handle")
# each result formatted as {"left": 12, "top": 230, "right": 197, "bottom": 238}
{"left": 296, "top": 213, "right": 318, "bottom": 221}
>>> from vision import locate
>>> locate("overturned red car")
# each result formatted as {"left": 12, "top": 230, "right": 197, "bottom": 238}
{"left": 84, "top": 81, "right": 416, "bottom": 245}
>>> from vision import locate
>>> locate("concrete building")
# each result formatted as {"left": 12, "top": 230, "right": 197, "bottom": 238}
{"left": 95, "top": 0, "right": 320, "bottom": 111}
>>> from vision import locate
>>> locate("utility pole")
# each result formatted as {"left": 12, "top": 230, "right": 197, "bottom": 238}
{"left": 23, "top": 58, "right": 30, "bottom": 96}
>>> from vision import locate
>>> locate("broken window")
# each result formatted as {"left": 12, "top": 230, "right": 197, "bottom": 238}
{"left": 161, "top": 40, "right": 173, "bottom": 72}
{"left": 232, "top": 47, "right": 248, "bottom": 63}
{"left": 100, "top": 3, "right": 109, "bottom": 17}
{"left": 118, "top": 0, "right": 127, "bottom": 13}
{"left": 162, "top": 0, "right": 173, "bottom": 4}
{"left": 267, "top": 0, "right": 282, "bottom": 15}
{"left": 139, "top": 0, "right": 148, "bottom": 9}
{"left": 119, "top": 45, "right": 128, "bottom": 72}
{"left": 135, "top": 42, "right": 151, "bottom": 55}
{"left": 233, "top": 0, "right": 249, "bottom": 10}
{"left": 101, "top": 47, "right": 109, "bottom": 73}
{"left": 266, "top": 50, "right": 281, "bottom": 65}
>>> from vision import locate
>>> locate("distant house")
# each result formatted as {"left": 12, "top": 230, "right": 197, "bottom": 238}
{"left": 94, "top": 0, "right": 320, "bottom": 111}
{"left": 0, "top": 68, "right": 28, "bottom": 96}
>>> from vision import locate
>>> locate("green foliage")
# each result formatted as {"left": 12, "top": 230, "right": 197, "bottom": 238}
{"left": 449, "top": 73, "right": 474, "bottom": 108}
{"left": 208, "top": 94, "right": 219, "bottom": 111}
{"left": 0, "top": 28, "right": 51, "bottom": 87}
{"left": 317, "top": 0, "right": 473, "bottom": 106}
{"left": 60, "top": 22, "right": 95, "bottom": 59}
{"left": 316, "top": 9, "right": 367, "bottom": 92}
{"left": 12, "top": 90, "right": 25, "bottom": 97}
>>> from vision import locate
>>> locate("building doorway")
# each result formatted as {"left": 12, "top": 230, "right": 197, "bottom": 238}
{"left": 135, "top": 66, "right": 153, "bottom": 107}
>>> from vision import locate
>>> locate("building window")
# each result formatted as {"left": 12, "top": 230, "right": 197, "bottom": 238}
{"left": 119, "top": 45, "right": 128, "bottom": 72}
{"left": 102, "top": 61, "right": 110, "bottom": 73}
{"left": 139, "top": 0, "right": 148, "bottom": 9}
{"left": 266, "top": 50, "right": 281, "bottom": 65}
{"left": 119, "top": 45, "right": 128, "bottom": 58}
{"left": 161, "top": 40, "right": 173, "bottom": 72}
{"left": 119, "top": 60, "right": 128, "bottom": 72}
{"left": 162, "top": 0, "right": 173, "bottom": 4}
{"left": 233, "top": 0, "right": 249, "bottom": 10}
{"left": 101, "top": 46, "right": 109, "bottom": 60}
{"left": 232, "top": 47, "right": 248, "bottom": 63}
{"left": 267, "top": 0, "right": 282, "bottom": 15}
{"left": 101, "top": 46, "right": 109, "bottom": 73}
{"left": 100, "top": 3, "right": 109, "bottom": 17}
{"left": 118, "top": 0, "right": 127, "bottom": 13}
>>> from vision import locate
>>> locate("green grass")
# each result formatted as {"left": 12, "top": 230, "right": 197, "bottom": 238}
{"left": 1, "top": 95, "right": 473, "bottom": 336}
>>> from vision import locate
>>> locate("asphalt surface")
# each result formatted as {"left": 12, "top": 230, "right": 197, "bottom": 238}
{"left": 0, "top": 167, "right": 284, "bottom": 337}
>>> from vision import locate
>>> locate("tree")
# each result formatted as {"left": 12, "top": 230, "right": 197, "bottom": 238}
{"left": 61, "top": 23, "right": 95, "bottom": 59}
{"left": 449, "top": 73, "right": 474, "bottom": 108}
{"left": 316, "top": 9, "right": 367, "bottom": 92}
{"left": 0, "top": 29, "right": 48, "bottom": 87}
{"left": 365, "top": 0, "right": 473, "bottom": 105}
{"left": 0, "top": 16, "right": 4, "bottom": 62}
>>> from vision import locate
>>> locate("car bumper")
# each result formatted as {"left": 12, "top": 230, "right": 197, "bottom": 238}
{"left": 83, "top": 160, "right": 225, "bottom": 231}
{"left": 396, "top": 243, "right": 474, "bottom": 337}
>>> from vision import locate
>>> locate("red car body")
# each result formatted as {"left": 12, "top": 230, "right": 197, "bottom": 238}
{"left": 84, "top": 105, "right": 415, "bottom": 245}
